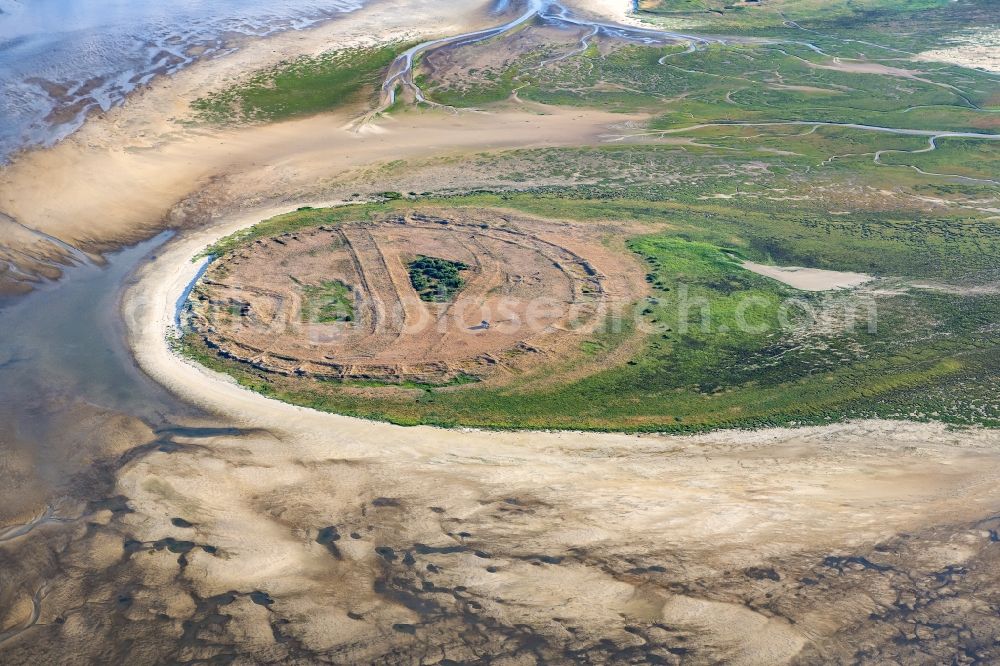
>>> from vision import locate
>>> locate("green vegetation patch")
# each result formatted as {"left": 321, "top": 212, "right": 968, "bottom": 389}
{"left": 298, "top": 279, "right": 354, "bottom": 323}
{"left": 191, "top": 42, "right": 406, "bottom": 124}
{"left": 408, "top": 255, "right": 469, "bottom": 302}
{"left": 877, "top": 137, "right": 1000, "bottom": 183}
{"left": 638, "top": 0, "right": 954, "bottom": 34}
{"left": 419, "top": 30, "right": 998, "bottom": 133}
{"left": 452, "top": 192, "right": 1000, "bottom": 283}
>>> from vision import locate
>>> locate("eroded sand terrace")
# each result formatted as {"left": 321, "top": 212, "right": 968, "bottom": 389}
{"left": 188, "top": 209, "right": 643, "bottom": 384}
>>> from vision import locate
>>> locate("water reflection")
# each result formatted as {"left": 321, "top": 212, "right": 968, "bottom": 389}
{"left": 0, "top": 233, "right": 200, "bottom": 522}
{"left": 0, "top": 0, "right": 364, "bottom": 161}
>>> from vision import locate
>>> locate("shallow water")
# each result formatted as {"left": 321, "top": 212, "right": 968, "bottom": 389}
{"left": 0, "top": 0, "right": 363, "bottom": 162}
{"left": 0, "top": 233, "right": 198, "bottom": 520}
{"left": 0, "top": 232, "right": 174, "bottom": 414}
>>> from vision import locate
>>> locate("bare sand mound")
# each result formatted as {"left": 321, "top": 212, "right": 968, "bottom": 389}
{"left": 916, "top": 29, "right": 1000, "bottom": 74}
{"left": 188, "top": 209, "right": 643, "bottom": 384}
{"left": 742, "top": 260, "right": 872, "bottom": 291}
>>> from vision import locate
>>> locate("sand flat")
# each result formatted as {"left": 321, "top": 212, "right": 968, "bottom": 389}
{"left": 916, "top": 28, "right": 1000, "bottom": 74}
{"left": 742, "top": 260, "right": 873, "bottom": 291}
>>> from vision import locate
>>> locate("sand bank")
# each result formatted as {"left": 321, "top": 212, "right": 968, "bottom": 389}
{"left": 742, "top": 260, "right": 873, "bottom": 291}
{"left": 569, "top": 0, "right": 644, "bottom": 25}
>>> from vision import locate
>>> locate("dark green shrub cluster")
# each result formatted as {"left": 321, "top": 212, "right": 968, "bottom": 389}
{"left": 191, "top": 42, "right": 408, "bottom": 124}
{"left": 408, "top": 256, "right": 469, "bottom": 302}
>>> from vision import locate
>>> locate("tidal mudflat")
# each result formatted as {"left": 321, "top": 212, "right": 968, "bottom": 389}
{"left": 2, "top": 0, "right": 999, "bottom": 662}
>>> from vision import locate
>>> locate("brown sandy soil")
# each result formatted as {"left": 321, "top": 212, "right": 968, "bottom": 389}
{"left": 420, "top": 24, "right": 582, "bottom": 96}
{"left": 801, "top": 58, "right": 971, "bottom": 97}
{"left": 807, "top": 59, "right": 926, "bottom": 78}
{"left": 189, "top": 208, "right": 646, "bottom": 384}
{"left": 766, "top": 83, "right": 842, "bottom": 95}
